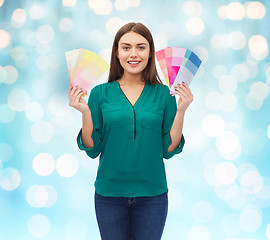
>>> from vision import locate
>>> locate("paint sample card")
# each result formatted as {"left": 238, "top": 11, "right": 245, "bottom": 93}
{"left": 65, "top": 48, "right": 110, "bottom": 96}
{"left": 155, "top": 47, "right": 202, "bottom": 95}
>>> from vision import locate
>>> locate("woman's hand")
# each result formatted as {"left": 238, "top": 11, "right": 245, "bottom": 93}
{"left": 174, "top": 81, "right": 193, "bottom": 113}
{"left": 68, "top": 85, "right": 89, "bottom": 114}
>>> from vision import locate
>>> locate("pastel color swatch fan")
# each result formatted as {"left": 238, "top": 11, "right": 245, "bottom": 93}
{"left": 155, "top": 47, "right": 202, "bottom": 95}
{"left": 65, "top": 48, "right": 110, "bottom": 95}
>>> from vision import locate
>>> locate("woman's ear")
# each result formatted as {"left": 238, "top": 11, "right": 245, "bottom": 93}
{"left": 116, "top": 49, "right": 119, "bottom": 58}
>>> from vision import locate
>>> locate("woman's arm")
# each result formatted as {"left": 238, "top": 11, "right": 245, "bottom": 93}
{"left": 81, "top": 110, "right": 94, "bottom": 148}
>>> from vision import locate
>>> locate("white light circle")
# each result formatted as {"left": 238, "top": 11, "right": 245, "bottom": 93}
{"left": 65, "top": 219, "right": 88, "bottom": 240}
{"left": 29, "top": 4, "right": 44, "bottom": 20}
{"left": 220, "top": 93, "right": 237, "bottom": 112}
{"left": 216, "top": 131, "right": 241, "bottom": 160}
{"left": 31, "top": 121, "right": 53, "bottom": 143}
{"left": 36, "top": 55, "right": 50, "bottom": 70}
{"left": 245, "top": 2, "right": 265, "bottom": 19}
{"left": 215, "top": 162, "right": 238, "bottom": 185}
{"left": 222, "top": 213, "right": 241, "bottom": 236}
{"left": 0, "top": 29, "right": 11, "bottom": 48}
{"left": 212, "top": 65, "right": 227, "bottom": 79}
{"left": 106, "top": 17, "right": 125, "bottom": 35}
{"left": 0, "top": 168, "right": 21, "bottom": 191}
{"left": 240, "top": 171, "right": 263, "bottom": 194}
{"left": 59, "top": 18, "right": 73, "bottom": 32}
{"left": 267, "top": 125, "right": 270, "bottom": 140}
{"left": 88, "top": 0, "right": 113, "bottom": 15}
{"left": 36, "top": 25, "right": 55, "bottom": 43}
{"left": 48, "top": 94, "right": 70, "bottom": 117}
{"left": 231, "top": 63, "right": 250, "bottom": 82}
{"left": 202, "top": 114, "right": 225, "bottom": 137}
{"left": 248, "top": 35, "right": 268, "bottom": 60}
{"left": 227, "top": 2, "right": 245, "bottom": 20}
{"left": 186, "top": 17, "right": 205, "bottom": 35}
{"left": 204, "top": 163, "right": 219, "bottom": 186}
{"left": 239, "top": 208, "right": 262, "bottom": 233}
{"left": 25, "top": 102, "right": 44, "bottom": 122}
{"left": 114, "top": 0, "right": 130, "bottom": 11}
{"left": 245, "top": 93, "right": 263, "bottom": 110}
{"left": 215, "top": 182, "right": 238, "bottom": 200}
{"left": 12, "top": 9, "right": 27, "bottom": 27}
{"left": 188, "top": 225, "right": 210, "bottom": 240}
{"left": 191, "top": 201, "right": 213, "bottom": 223}
{"left": 186, "top": 127, "right": 208, "bottom": 151}
{"left": 229, "top": 31, "right": 246, "bottom": 50}
{"left": 33, "top": 153, "right": 55, "bottom": 176}
{"left": 205, "top": 91, "right": 222, "bottom": 111}
{"left": 8, "top": 88, "right": 30, "bottom": 111}
{"left": 3, "top": 65, "right": 18, "bottom": 84}
{"left": 182, "top": 1, "right": 203, "bottom": 17}
{"left": 219, "top": 75, "right": 238, "bottom": 93}
{"left": 27, "top": 214, "right": 50, "bottom": 237}
{"left": 11, "top": 46, "right": 26, "bottom": 61}
{"left": 250, "top": 81, "right": 269, "bottom": 101}
{"left": 63, "top": 0, "right": 77, "bottom": 7}
{"left": 267, "top": 224, "right": 270, "bottom": 239}
{"left": 56, "top": 154, "right": 79, "bottom": 177}
{"left": 226, "top": 187, "right": 247, "bottom": 209}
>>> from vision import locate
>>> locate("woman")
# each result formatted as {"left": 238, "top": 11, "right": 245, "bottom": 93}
{"left": 68, "top": 22, "right": 193, "bottom": 240}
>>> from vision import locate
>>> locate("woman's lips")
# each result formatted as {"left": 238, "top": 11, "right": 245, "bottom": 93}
{"left": 128, "top": 61, "right": 141, "bottom": 67}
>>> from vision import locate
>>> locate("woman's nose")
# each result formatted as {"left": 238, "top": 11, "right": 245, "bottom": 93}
{"left": 130, "top": 47, "right": 138, "bottom": 57}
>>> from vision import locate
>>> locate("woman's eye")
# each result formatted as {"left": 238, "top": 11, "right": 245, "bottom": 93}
{"left": 123, "top": 47, "right": 129, "bottom": 50}
{"left": 138, "top": 47, "right": 145, "bottom": 50}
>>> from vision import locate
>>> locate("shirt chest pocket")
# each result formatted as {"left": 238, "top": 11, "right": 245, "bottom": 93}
{"left": 141, "top": 103, "right": 163, "bottom": 134}
{"left": 101, "top": 104, "right": 124, "bottom": 129}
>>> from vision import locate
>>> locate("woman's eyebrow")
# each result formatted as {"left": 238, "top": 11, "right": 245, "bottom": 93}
{"left": 120, "top": 43, "right": 147, "bottom": 46}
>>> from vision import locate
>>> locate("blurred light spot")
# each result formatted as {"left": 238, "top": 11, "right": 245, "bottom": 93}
{"left": 202, "top": 114, "right": 225, "bottom": 137}
{"left": 115, "top": 0, "right": 130, "bottom": 10}
{"left": 204, "top": 163, "right": 219, "bottom": 186}
{"left": 3, "top": 65, "right": 18, "bottom": 84}
{"left": 31, "top": 121, "right": 53, "bottom": 143}
{"left": 194, "top": 46, "right": 208, "bottom": 63}
{"left": 215, "top": 162, "right": 237, "bottom": 185}
{"left": 182, "top": 1, "right": 202, "bottom": 17}
{"left": 244, "top": 60, "right": 258, "bottom": 78}
{"left": 212, "top": 65, "right": 227, "bottom": 79}
{"left": 231, "top": 64, "right": 249, "bottom": 82}
{"left": 29, "top": 4, "right": 44, "bottom": 20}
{"left": 237, "top": 163, "right": 258, "bottom": 180}
{"left": 186, "top": 17, "right": 204, "bottom": 35}
{"left": 0, "top": 0, "right": 4, "bottom": 7}
{"left": 222, "top": 213, "right": 241, "bottom": 236}
{"left": 0, "top": 66, "right": 7, "bottom": 83}
{"left": 250, "top": 81, "right": 269, "bottom": 101}
{"left": 191, "top": 201, "right": 213, "bottom": 223}
{"left": 36, "top": 43, "right": 50, "bottom": 55}
{"left": 240, "top": 171, "right": 263, "bottom": 194}
{"left": 239, "top": 207, "right": 262, "bottom": 232}
{"left": 188, "top": 225, "right": 210, "bottom": 240}
{"left": 98, "top": 49, "right": 111, "bottom": 65}
{"left": 217, "top": 5, "right": 227, "bottom": 19}
{"left": 88, "top": 0, "right": 113, "bottom": 15}
{"left": 0, "top": 143, "right": 13, "bottom": 162}
{"left": 49, "top": 54, "right": 60, "bottom": 69}
{"left": 0, "top": 29, "right": 10, "bottom": 48}
{"left": 267, "top": 125, "right": 270, "bottom": 140}
{"left": 33, "top": 153, "right": 55, "bottom": 176}
{"left": 25, "top": 102, "right": 44, "bottom": 122}
{"left": 245, "top": 93, "right": 263, "bottom": 110}
{"left": 215, "top": 182, "right": 238, "bottom": 200}
{"left": 59, "top": 18, "right": 73, "bottom": 32}
{"left": 56, "top": 154, "right": 78, "bottom": 177}
{"left": 219, "top": 75, "right": 237, "bottom": 93}
{"left": 65, "top": 219, "right": 88, "bottom": 240}
{"left": 248, "top": 35, "right": 268, "bottom": 60}
{"left": 36, "top": 25, "right": 55, "bottom": 43}
{"left": 216, "top": 131, "right": 241, "bottom": 160}
{"left": 27, "top": 214, "right": 50, "bottom": 237}
{"left": 0, "top": 168, "right": 21, "bottom": 191}
{"left": 226, "top": 2, "right": 245, "bottom": 20}
{"left": 48, "top": 94, "right": 70, "bottom": 117}
{"left": 186, "top": 127, "right": 209, "bottom": 151}
{"left": 8, "top": 88, "right": 30, "bottom": 111}
{"left": 26, "top": 185, "right": 57, "bottom": 208}
{"left": 245, "top": 1, "right": 265, "bottom": 19}
{"left": 168, "top": 188, "right": 183, "bottom": 212}
{"left": 210, "top": 34, "right": 227, "bottom": 49}
{"left": 106, "top": 17, "right": 125, "bottom": 35}
{"left": 0, "top": 104, "right": 16, "bottom": 123}
{"left": 167, "top": 159, "right": 186, "bottom": 182}
{"left": 36, "top": 55, "right": 50, "bottom": 70}
{"left": 20, "top": 29, "right": 37, "bottom": 47}
{"left": 226, "top": 187, "right": 247, "bottom": 209}
{"left": 11, "top": 9, "right": 27, "bottom": 27}
{"left": 63, "top": 0, "right": 76, "bottom": 6}
{"left": 220, "top": 93, "right": 237, "bottom": 112}
{"left": 11, "top": 46, "right": 26, "bottom": 61}
{"left": 228, "top": 31, "right": 246, "bottom": 50}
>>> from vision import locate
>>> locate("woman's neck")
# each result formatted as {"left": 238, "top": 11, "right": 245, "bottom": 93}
{"left": 118, "top": 72, "right": 144, "bottom": 86}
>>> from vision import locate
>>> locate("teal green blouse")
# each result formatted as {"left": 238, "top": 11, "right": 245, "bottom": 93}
{"left": 77, "top": 80, "right": 185, "bottom": 197}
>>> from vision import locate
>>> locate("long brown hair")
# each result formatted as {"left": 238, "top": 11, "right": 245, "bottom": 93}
{"left": 107, "top": 22, "right": 162, "bottom": 85}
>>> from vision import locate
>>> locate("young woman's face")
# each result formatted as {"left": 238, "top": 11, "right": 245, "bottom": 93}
{"left": 117, "top": 31, "right": 151, "bottom": 77}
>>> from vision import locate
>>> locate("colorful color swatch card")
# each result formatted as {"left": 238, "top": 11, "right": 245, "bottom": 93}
{"left": 155, "top": 47, "right": 202, "bottom": 95}
{"left": 65, "top": 48, "right": 110, "bottom": 95}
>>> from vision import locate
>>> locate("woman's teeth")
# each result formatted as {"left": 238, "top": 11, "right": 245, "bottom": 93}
{"left": 128, "top": 61, "right": 140, "bottom": 65}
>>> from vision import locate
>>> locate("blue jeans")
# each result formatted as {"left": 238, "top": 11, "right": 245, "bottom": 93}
{"left": 94, "top": 190, "right": 168, "bottom": 240}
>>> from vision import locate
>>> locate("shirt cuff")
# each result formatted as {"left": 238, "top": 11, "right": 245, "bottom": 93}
{"left": 76, "top": 128, "right": 95, "bottom": 151}
{"left": 163, "top": 133, "right": 185, "bottom": 159}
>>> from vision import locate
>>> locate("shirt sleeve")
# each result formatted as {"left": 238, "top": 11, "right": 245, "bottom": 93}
{"left": 76, "top": 85, "right": 103, "bottom": 159}
{"left": 162, "top": 90, "right": 185, "bottom": 159}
